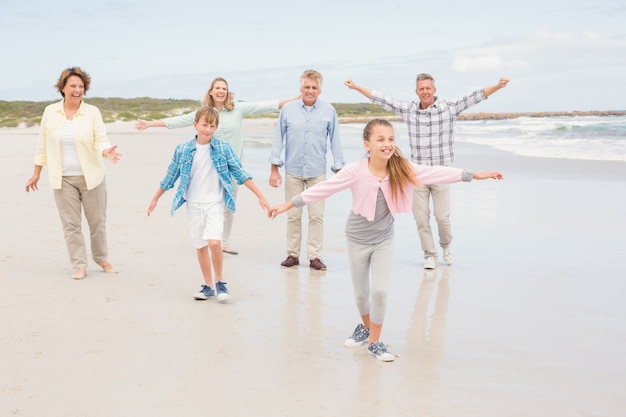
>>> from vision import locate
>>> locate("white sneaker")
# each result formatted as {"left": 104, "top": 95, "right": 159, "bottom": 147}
{"left": 368, "top": 341, "right": 395, "bottom": 362}
{"left": 443, "top": 248, "right": 453, "bottom": 264}
{"left": 216, "top": 281, "right": 229, "bottom": 302}
{"left": 424, "top": 256, "right": 437, "bottom": 270}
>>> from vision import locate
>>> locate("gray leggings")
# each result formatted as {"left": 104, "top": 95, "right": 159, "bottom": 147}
{"left": 346, "top": 237, "right": 394, "bottom": 325}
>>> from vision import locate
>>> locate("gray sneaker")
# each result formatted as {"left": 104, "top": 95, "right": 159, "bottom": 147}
{"left": 368, "top": 341, "right": 395, "bottom": 362}
{"left": 344, "top": 323, "right": 370, "bottom": 347}
{"left": 424, "top": 256, "right": 437, "bottom": 270}
{"left": 193, "top": 285, "right": 215, "bottom": 300}
{"left": 443, "top": 248, "right": 453, "bottom": 264}
{"left": 216, "top": 281, "right": 229, "bottom": 302}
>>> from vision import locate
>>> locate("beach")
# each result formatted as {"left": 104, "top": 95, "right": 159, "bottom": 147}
{"left": 2, "top": 120, "right": 626, "bottom": 417}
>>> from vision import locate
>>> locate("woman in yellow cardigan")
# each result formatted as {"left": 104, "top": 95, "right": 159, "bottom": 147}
{"left": 25, "top": 67, "right": 122, "bottom": 280}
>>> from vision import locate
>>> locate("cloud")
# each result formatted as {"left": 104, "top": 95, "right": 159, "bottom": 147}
{"left": 452, "top": 55, "right": 504, "bottom": 72}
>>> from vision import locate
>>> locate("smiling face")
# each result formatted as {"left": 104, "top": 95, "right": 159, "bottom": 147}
{"left": 209, "top": 80, "right": 229, "bottom": 105}
{"left": 62, "top": 75, "right": 85, "bottom": 104}
{"left": 416, "top": 78, "right": 436, "bottom": 109}
{"left": 194, "top": 117, "right": 218, "bottom": 144}
{"left": 364, "top": 123, "right": 396, "bottom": 162}
{"left": 300, "top": 76, "right": 321, "bottom": 106}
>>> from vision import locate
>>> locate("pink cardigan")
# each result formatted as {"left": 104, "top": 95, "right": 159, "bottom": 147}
{"left": 298, "top": 158, "right": 466, "bottom": 221}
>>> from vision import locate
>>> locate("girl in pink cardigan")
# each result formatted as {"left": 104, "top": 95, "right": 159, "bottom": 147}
{"left": 269, "top": 119, "right": 502, "bottom": 361}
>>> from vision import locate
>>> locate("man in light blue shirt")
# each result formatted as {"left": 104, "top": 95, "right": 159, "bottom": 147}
{"left": 269, "top": 69, "right": 345, "bottom": 271}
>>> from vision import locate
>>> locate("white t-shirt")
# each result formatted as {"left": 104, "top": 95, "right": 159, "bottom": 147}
{"left": 60, "top": 119, "right": 83, "bottom": 176}
{"left": 185, "top": 142, "right": 224, "bottom": 204}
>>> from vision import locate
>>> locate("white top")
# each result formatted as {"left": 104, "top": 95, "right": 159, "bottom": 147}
{"left": 60, "top": 119, "right": 83, "bottom": 176}
{"left": 185, "top": 142, "right": 224, "bottom": 204}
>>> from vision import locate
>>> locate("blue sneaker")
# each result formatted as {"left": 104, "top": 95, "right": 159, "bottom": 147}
{"left": 193, "top": 285, "right": 215, "bottom": 300}
{"left": 344, "top": 323, "right": 370, "bottom": 347}
{"left": 216, "top": 281, "right": 229, "bottom": 301}
{"left": 368, "top": 341, "right": 395, "bottom": 362}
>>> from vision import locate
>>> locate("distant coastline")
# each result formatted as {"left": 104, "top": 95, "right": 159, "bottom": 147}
{"left": 2, "top": 96, "right": 625, "bottom": 128}
{"left": 338, "top": 110, "right": 626, "bottom": 124}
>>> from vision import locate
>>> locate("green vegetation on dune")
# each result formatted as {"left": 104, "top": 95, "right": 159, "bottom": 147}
{"left": 0, "top": 98, "right": 394, "bottom": 128}
{"left": 0, "top": 97, "right": 201, "bottom": 127}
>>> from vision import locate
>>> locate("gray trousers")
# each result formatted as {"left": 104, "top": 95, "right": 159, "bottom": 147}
{"left": 222, "top": 180, "right": 239, "bottom": 248}
{"left": 346, "top": 237, "right": 394, "bottom": 325}
{"left": 53, "top": 176, "right": 108, "bottom": 269}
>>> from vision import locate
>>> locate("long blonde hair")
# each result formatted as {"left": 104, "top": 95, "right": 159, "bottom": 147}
{"left": 363, "top": 119, "right": 420, "bottom": 203}
{"left": 202, "top": 77, "right": 235, "bottom": 111}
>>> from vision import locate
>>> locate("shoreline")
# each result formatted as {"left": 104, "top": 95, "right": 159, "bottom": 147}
{"left": 337, "top": 110, "right": 626, "bottom": 123}
{"left": 3, "top": 120, "right": 625, "bottom": 417}
{"left": 4, "top": 110, "right": 626, "bottom": 129}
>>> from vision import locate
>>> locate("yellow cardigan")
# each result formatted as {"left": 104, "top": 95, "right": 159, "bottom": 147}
{"left": 34, "top": 100, "right": 112, "bottom": 190}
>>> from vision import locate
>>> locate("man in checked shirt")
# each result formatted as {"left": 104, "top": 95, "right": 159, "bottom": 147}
{"left": 345, "top": 74, "right": 509, "bottom": 269}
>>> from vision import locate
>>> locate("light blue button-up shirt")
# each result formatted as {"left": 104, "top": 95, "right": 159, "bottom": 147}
{"left": 269, "top": 98, "right": 345, "bottom": 177}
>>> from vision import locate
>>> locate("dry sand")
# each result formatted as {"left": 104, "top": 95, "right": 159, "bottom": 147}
{"left": 1, "top": 120, "right": 625, "bottom": 417}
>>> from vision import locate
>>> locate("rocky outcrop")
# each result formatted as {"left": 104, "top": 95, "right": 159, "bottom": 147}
{"left": 338, "top": 110, "right": 626, "bottom": 124}
{"left": 457, "top": 110, "right": 626, "bottom": 120}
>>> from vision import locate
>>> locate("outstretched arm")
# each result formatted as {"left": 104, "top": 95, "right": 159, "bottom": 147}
{"left": 278, "top": 94, "right": 301, "bottom": 109}
{"left": 483, "top": 78, "right": 510, "bottom": 98}
{"left": 472, "top": 171, "right": 504, "bottom": 180}
{"left": 344, "top": 79, "right": 372, "bottom": 99}
{"left": 134, "top": 119, "right": 166, "bottom": 131}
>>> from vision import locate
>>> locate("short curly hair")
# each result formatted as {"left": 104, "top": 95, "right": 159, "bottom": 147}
{"left": 55, "top": 67, "right": 91, "bottom": 97}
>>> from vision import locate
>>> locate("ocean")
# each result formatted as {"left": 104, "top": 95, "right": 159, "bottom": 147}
{"left": 242, "top": 114, "right": 626, "bottom": 165}
{"left": 454, "top": 114, "right": 626, "bottom": 162}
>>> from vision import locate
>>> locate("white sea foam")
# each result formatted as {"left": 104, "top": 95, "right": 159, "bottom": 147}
{"left": 455, "top": 115, "right": 626, "bottom": 161}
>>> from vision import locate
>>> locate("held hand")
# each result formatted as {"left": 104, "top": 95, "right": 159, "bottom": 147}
{"left": 134, "top": 119, "right": 149, "bottom": 131}
{"left": 269, "top": 172, "right": 282, "bottom": 188}
{"left": 25, "top": 176, "right": 40, "bottom": 192}
{"left": 147, "top": 200, "right": 158, "bottom": 216}
{"left": 259, "top": 198, "right": 271, "bottom": 213}
{"left": 473, "top": 171, "right": 504, "bottom": 180}
{"left": 268, "top": 203, "right": 291, "bottom": 219}
{"left": 103, "top": 145, "right": 122, "bottom": 163}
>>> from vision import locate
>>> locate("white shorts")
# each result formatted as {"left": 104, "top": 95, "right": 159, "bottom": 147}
{"left": 186, "top": 201, "right": 225, "bottom": 249}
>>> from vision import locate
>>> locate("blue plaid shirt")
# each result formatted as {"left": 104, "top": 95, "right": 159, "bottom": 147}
{"left": 159, "top": 136, "right": 252, "bottom": 216}
{"left": 370, "top": 89, "right": 486, "bottom": 166}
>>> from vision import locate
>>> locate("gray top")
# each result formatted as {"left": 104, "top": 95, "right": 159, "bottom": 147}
{"left": 345, "top": 188, "right": 394, "bottom": 244}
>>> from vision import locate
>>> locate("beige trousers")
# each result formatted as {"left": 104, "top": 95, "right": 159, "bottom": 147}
{"left": 284, "top": 172, "right": 326, "bottom": 260}
{"left": 411, "top": 183, "right": 452, "bottom": 259}
{"left": 53, "top": 176, "right": 108, "bottom": 269}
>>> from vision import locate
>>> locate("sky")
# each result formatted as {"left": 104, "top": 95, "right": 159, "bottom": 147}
{"left": 1, "top": 0, "right": 625, "bottom": 112}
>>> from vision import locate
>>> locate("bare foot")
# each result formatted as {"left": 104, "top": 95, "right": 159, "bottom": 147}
{"left": 71, "top": 268, "right": 87, "bottom": 280}
{"left": 98, "top": 262, "right": 118, "bottom": 274}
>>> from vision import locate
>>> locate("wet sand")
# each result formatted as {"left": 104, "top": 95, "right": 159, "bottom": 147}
{"left": 2, "top": 120, "right": 625, "bottom": 417}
